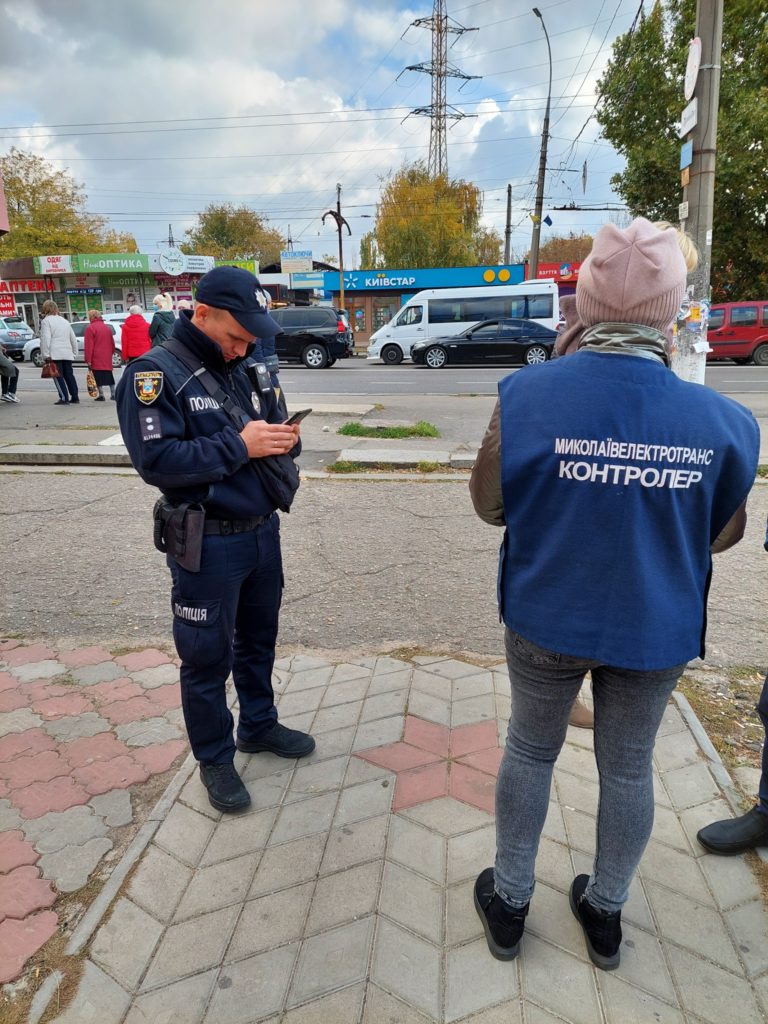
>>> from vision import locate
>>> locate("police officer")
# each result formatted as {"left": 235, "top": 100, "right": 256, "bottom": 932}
{"left": 116, "top": 266, "right": 314, "bottom": 813}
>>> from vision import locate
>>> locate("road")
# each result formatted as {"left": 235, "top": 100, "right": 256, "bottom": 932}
{"left": 11, "top": 357, "right": 768, "bottom": 405}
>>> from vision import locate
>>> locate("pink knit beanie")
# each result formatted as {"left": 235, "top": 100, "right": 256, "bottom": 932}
{"left": 576, "top": 217, "right": 686, "bottom": 332}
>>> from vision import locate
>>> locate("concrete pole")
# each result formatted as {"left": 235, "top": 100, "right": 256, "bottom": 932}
{"left": 671, "top": 0, "right": 723, "bottom": 384}
{"left": 504, "top": 184, "right": 512, "bottom": 264}
{"left": 528, "top": 7, "right": 552, "bottom": 281}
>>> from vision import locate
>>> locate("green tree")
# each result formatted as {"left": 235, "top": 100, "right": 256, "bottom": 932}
{"left": 595, "top": 0, "right": 768, "bottom": 300}
{"left": 183, "top": 203, "right": 284, "bottom": 264}
{"left": 537, "top": 232, "right": 593, "bottom": 264}
{"left": 0, "top": 148, "right": 136, "bottom": 257}
{"left": 359, "top": 161, "right": 494, "bottom": 269}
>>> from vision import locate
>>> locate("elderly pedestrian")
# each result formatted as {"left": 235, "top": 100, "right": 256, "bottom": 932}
{"left": 120, "top": 305, "right": 151, "bottom": 364}
{"left": 0, "top": 345, "right": 20, "bottom": 403}
{"left": 149, "top": 292, "right": 175, "bottom": 347}
{"left": 116, "top": 266, "right": 312, "bottom": 814}
{"left": 39, "top": 300, "right": 79, "bottom": 405}
{"left": 84, "top": 309, "right": 116, "bottom": 401}
{"left": 469, "top": 218, "right": 759, "bottom": 970}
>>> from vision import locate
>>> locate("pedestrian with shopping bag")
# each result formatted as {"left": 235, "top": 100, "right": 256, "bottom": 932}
{"left": 84, "top": 309, "right": 116, "bottom": 401}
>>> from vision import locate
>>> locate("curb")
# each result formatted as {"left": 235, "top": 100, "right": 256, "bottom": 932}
{"left": 673, "top": 690, "right": 768, "bottom": 864}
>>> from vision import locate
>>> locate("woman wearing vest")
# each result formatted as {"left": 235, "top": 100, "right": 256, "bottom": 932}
{"left": 469, "top": 218, "right": 759, "bottom": 970}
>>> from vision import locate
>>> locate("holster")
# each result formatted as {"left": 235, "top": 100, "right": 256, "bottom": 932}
{"left": 152, "top": 498, "right": 206, "bottom": 573}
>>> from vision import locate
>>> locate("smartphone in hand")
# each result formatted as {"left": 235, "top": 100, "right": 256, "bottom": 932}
{"left": 285, "top": 408, "right": 312, "bottom": 425}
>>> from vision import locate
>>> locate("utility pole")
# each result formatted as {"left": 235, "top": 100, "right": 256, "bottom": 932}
{"left": 528, "top": 7, "right": 552, "bottom": 281}
{"left": 322, "top": 183, "right": 351, "bottom": 311}
{"left": 504, "top": 184, "right": 512, "bottom": 264}
{"left": 401, "top": 1, "right": 479, "bottom": 176}
{"left": 167, "top": 224, "right": 176, "bottom": 248}
{"left": 671, "top": 0, "right": 723, "bottom": 384}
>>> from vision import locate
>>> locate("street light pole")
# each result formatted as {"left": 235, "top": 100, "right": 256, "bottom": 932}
{"left": 322, "top": 183, "right": 351, "bottom": 312}
{"left": 528, "top": 7, "right": 552, "bottom": 281}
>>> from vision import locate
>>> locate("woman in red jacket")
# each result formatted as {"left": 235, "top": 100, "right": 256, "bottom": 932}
{"left": 121, "top": 305, "right": 151, "bottom": 363}
{"left": 84, "top": 309, "right": 116, "bottom": 401}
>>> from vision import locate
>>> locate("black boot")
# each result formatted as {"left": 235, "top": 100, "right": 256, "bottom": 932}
{"left": 199, "top": 762, "right": 251, "bottom": 813}
{"left": 697, "top": 806, "right": 768, "bottom": 855}
{"left": 569, "top": 874, "right": 621, "bottom": 970}
{"left": 236, "top": 721, "right": 315, "bottom": 758}
{"left": 474, "top": 867, "right": 528, "bottom": 960}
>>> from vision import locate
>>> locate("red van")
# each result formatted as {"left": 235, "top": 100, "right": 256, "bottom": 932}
{"left": 707, "top": 301, "right": 768, "bottom": 365}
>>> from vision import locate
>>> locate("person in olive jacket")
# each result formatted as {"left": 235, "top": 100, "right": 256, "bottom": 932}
{"left": 149, "top": 293, "right": 176, "bottom": 347}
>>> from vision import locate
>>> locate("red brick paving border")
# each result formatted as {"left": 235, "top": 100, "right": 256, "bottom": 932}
{"left": 0, "top": 640, "right": 188, "bottom": 984}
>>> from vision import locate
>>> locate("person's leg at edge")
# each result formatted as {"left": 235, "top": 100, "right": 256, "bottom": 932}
{"left": 586, "top": 661, "right": 686, "bottom": 913}
{"left": 756, "top": 673, "right": 768, "bottom": 814}
{"left": 494, "top": 629, "right": 591, "bottom": 908}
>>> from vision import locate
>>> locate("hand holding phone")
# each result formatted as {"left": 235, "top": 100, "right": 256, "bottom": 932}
{"left": 285, "top": 408, "right": 312, "bottom": 425}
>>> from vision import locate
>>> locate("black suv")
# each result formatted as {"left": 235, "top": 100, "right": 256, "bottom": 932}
{"left": 270, "top": 306, "right": 354, "bottom": 368}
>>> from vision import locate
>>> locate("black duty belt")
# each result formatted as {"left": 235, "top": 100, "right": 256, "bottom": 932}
{"left": 203, "top": 514, "right": 273, "bottom": 536}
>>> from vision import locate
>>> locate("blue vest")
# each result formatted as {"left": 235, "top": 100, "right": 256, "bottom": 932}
{"left": 497, "top": 351, "right": 759, "bottom": 670}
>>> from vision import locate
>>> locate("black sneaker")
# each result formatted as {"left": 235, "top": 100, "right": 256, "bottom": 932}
{"left": 569, "top": 874, "right": 621, "bottom": 970}
{"left": 697, "top": 806, "right": 768, "bottom": 855}
{"left": 236, "top": 721, "right": 316, "bottom": 758}
{"left": 474, "top": 867, "right": 528, "bottom": 960}
{"left": 199, "top": 762, "right": 251, "bottom": 813}
{"left": 69, "top": 399, "right": 80, "bottom": 404}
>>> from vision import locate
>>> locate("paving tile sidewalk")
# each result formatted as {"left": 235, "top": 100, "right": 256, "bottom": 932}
{"left": 0, "top": 639, "right": 187, "bottom": 986}
{"left": 28, "top": 653, "right": 768, "bottom": 1024}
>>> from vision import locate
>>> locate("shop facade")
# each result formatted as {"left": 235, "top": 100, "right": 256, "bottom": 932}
{"left": 304, "top": 264, "right": 526, "bottom": 345}
{"left": 0, "top": 251, "right": 254, "bottom": 330}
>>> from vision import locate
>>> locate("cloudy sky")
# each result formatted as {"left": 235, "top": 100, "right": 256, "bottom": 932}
{"left": 0, "top": 0, "right": 638, "bottom": 266}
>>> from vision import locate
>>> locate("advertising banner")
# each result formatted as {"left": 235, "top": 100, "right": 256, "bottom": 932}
{"left": 322, "top": 265, "right": 525, "bottom": 292}
{"left": 215, "top": 259, "right": 259, "bottom": 274}
{"left": 0, "top": 293, "right": 16, "bottom": 315}
{"left": 34, "top": 254, "right": 74, "bottom": 275}
{"left": 74, "top": 254, "right": 150, "bottom": 273}
{"left": 281, "top": 250, "right": 313, "bottom": 273}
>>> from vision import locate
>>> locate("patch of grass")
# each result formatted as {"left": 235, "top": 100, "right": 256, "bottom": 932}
{"left": 326, "top": 460, "right": 368, "bottom": 473}
{"left": 679, "top": 669, "right": 765, "bottom": 777}
{"left": 416, "top": 461, "right": 440, "bottom": 473}
{"left": 337, "top": 420, "right": 440, "bottom": 439}
{"left": 758, "top": 465, "right": 767, "bottom": 478}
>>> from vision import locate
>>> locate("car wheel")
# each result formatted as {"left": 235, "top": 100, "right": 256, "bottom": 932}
{"left": 524, "top": 345, "right": 549, "bottom": 365}
{"left": 381, "top": 344, "right": 403, "bottom": 366}
{"left": 112, "top": 351, "right": 122, "bottom": 368}
{"left": 31, "top": 348, "right": 44, "bottom": 368}
{"left": 752, "top": 344, "right": 768, "bottom": 367}
{"left": 425, "top": 346, "right": 447, "bottom": 369}
{"left": 302, "top": 343, "right": 328, "bottom": 369}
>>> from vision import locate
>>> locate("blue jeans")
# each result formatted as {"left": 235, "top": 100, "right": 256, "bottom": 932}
{"left": 757, "top": 674, "right": 768, "bottom": 815}
{"left": 168, "top": 515, "right": 282, "bottom": 764}
{"left": 494, "top": 629, "right": 685, "bottom": 914}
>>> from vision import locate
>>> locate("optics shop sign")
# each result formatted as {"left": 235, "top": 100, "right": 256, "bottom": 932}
{"left": 73, "top": 254, "right": 151, "bottom": 273}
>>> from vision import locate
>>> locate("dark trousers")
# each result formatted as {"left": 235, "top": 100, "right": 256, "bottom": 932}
{"left": 53, "top": 360, "right": 79, "bottom": 402}
{"left": 168, "top": 515, "right": 282, "bottom": 763}
{"left": 757, "top": 674, "right": 768, "bottom": 814}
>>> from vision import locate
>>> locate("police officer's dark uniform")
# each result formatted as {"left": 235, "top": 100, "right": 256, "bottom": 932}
{"left": 115, "top": 267, "right": 315, "bottom": 812}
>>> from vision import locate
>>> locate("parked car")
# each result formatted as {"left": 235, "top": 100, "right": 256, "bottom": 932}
{"left": 411, "top": 318, "right": 557, "bottom": 368}
{"left": 0, "top": 315, "right": 36, "bottom": 360}
{"left": 270, "top": 306, "right": 353, "bottom": 368}
{"left": 23, "top": 321, "right": 122, "bottom": 368}
{"left": 706, "top": 301, "right": 768, "bottom": 366}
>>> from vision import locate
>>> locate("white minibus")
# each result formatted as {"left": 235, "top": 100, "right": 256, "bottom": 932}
{"left": 366, "top": 281, "right": 560, "bottom": 364}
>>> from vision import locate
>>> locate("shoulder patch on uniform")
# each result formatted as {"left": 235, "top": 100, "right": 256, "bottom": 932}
{"left": 134, "top": 370, "right": 163, "bottom": 405}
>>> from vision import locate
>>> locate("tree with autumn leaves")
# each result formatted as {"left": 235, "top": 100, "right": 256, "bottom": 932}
{"left": 596, "top": 0, "right": 768, "bottom": 300}
{"left": 182, "top": 203, "right": 284, "bottom": 265}
{"left": 0, "top": 148, "right": 136, "bottom": 258}
{"left": 359, "top": 161, "right": 502, "bottom": 270}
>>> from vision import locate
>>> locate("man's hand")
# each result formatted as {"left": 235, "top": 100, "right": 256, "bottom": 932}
{"left": 239, "top": 420, "right": 300, "bottom": 458}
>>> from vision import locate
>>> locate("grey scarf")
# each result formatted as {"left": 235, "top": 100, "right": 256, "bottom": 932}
{"left": 578, "top": 322, "right": 670, "bottom": 366}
